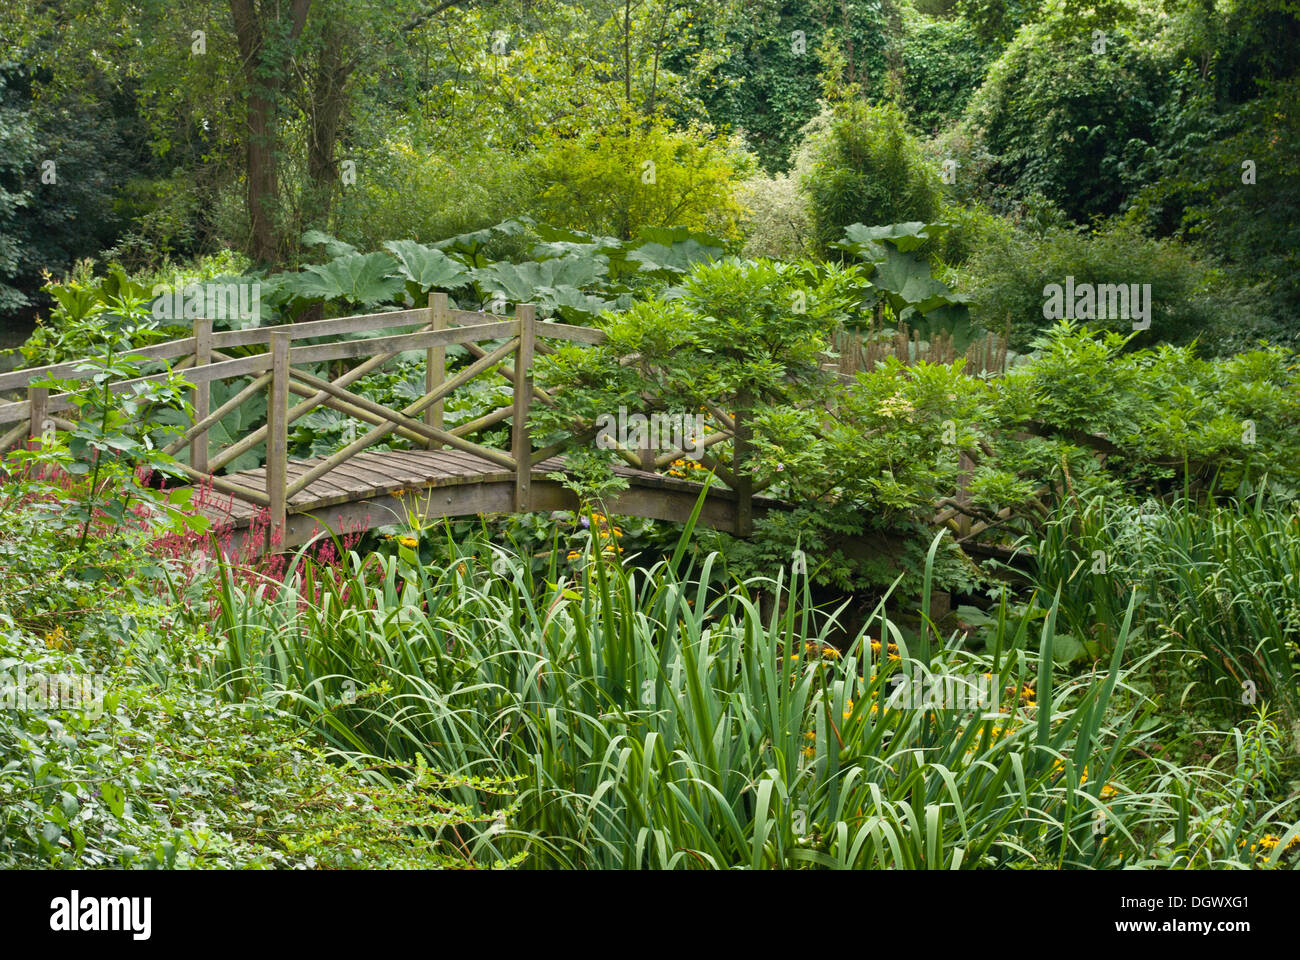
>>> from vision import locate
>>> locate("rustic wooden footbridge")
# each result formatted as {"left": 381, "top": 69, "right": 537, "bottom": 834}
{"left": 0, "top": 292, "right": 1023, "bottom": 565}
{"left": 0, "top": 295, "right": 793, "bottom": 556}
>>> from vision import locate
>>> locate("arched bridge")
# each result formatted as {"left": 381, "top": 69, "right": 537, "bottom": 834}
{"left": 0, "top": 295, "right": 787, "bottom": 557}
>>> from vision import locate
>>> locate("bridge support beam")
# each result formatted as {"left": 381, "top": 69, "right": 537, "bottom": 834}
{"left": 426, "top": 292, "right": 448, "bottom": 449}
{"left": 26, "top": 385, "right": 48, "bottom": 449}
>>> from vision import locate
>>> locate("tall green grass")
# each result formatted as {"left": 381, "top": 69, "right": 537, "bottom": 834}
{"left": 193, "top": 502, "right": 1298, "bottom": 869}
{"left": 1034, "top": 494, "right": 1300, "bottom": 719}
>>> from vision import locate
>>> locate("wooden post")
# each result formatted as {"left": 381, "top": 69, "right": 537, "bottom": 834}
{"left": 956, "top": 451, "right": 974, "bottom": 539}
{"left": 638, "top": 361, "right": 653, "bottom": 471}
{"left": 266, "top": 330, "right": 291, "bottom": 550}
{"left": 191, "top": 317, "right": 212, "bottom": 474}
{"left": 512, "top": 303, "right": 536, "bottom": 512}
{"left": 27, "top": 385, "right": 48, "bottom": 449}
{"left": 733, "top": 387, "right": 753, "bottom": 537}
{"left": 426, "top": 292, "right": 448, "bottom": 449}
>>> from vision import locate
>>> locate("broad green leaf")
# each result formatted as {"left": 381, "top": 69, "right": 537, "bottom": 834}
{"left": 382, "top": 240, "right": 472, "bottom": 292}
{"left": 285, "top": 252, "right": 404, "bottom": 305}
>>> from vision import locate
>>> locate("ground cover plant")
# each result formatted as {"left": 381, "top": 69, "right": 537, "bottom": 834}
{"left": 2, "top": 0, "right": 1298, "bottom": 876}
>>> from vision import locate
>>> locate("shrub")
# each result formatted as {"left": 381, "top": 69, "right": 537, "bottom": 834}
{"left": 331, "top": 137, "right": 534, "bottom": 252}
{"left": 0, "top": 479, "right": 508, "bottom": 868}
{"left": 798, "top": 100, "right": 943, "bottom": 255}
{"left": 737, "top": 172, "right": 814, "bottom": 260}
{"left": 202, "top": 517, "right": 1300, "bottom": 869}
{"left": 1033, "top": 494, "right": 1300, "bottom": 722}
{"left": 526, "top": 109, "right": 752, "bottom": 242}
{"left": 961, "top": 219, "right": 1258, "bottom": 351}
{"left": 899, "top": 16, "right": 995, "bottom": 136}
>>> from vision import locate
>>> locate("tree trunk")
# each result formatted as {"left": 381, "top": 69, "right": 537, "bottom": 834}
{"left": 304, "top": 31, "right": 354, "bottom": 222}
{"left": 229, "top": 0, "right": 313, "bottom": 266}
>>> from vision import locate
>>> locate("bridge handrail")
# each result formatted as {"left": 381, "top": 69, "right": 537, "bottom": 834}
{"left": 0, "top": 295, "right": 752, "bottom": 545}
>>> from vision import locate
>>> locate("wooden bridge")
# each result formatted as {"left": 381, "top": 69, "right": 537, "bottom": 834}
{"left": 0, "top": 295, "right": 786, "bottom": 556}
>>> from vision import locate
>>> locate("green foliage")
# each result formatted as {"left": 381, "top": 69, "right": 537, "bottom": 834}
{"left": 1033, "top": 494, "right": 1300, "bottom": 723}
{"left": 331, "top": 138, "right": 535, "bottom": 254}
{"left": 962, "top": 12, "right": 1166, "bottom": 222}
{"left": 0, "top": 70, "right": 39, "bottom": 315}
{"left": 527, "top": 110, "right": 753, "bottom": 241}
{"left": 0, "top": 65, "right": 133, "bottom": 313}
{"left": 737, "top": 172, "right": 815, "bottom": 260}
{"left": 200, "top": 518, "right": 1300, "bottom": 868}
{"left": 899, "top": 15, "right": 994, "bottom": 135}
{"left": 799, "top": 101, "right": 943, "bottom": 255}
{"left": 1127, "top": 74, "right": 1300, "bottom": 351}
{"left": 0, "top": 462, "right": 515, "bottom": 869}
{"left": 672, "top": 0, "right": 889, "bottom": 172}
{"left": 14, "top": 254, "right": 251, "bottom": 367}
{"left": 998, "top": 322, "right": 1300, "bottom": 498}
{"left": 962, "top": 219, "right": 1256, "bottom": 352}
{"left": 283, "top": 251, "right": 407, "bottom": 307}
{"left": 834, "top": 220, "right": 971, "bottom": 327}
{"left": 533, "top": 257, "right": 858, "bottom": 450}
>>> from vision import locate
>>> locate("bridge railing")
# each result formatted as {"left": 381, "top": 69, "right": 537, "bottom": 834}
{"left": 0, "top": 294, "right": 756, "bottom": 543}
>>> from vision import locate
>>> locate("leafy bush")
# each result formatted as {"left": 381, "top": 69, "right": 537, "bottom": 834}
{"left": 331, "top": 138, "right": 534, "bottom": 253}
{"left": 1033, "top": 494, "right": 1300, "bottom": 723}
{"left": 961, "top": 219, "right": 1258, "bottom": 351}
{"left": 737, "top": 172, "right": 814, "bottom": 261}
{"left": 997, "top": 322, "right": 1300, "bottom": 498}
{"left": 526, "top": 109, "right": 753, "bottom": 242}
{"left": 1126, "top": 75, "right": 1300, "bottom": 352}
{"left": 14, "top": 253, "right": 252, "bottom": 368}
{"left": 0, "top": 466, "right": 514, "bottom": 868}
{"left": 798, "top": 100, "right": 943, "bottom": 256}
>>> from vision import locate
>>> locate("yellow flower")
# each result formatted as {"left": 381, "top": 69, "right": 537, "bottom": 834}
{"left": 1100, "top": 783, "right": 1118, "bottom": 800}
{"left": 801, "top": 746, "right": 816, "bottom": 758}
{"left": 44, "top": 626, "right": 66, "bottom": 649}
{"left": 566, "top": 550, "right": 582, "bottom": 562}
{"left": 398, "top": 536, "right": 418, "bottom": 548}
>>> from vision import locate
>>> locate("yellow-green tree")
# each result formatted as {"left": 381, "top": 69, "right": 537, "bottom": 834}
{"left": 528, "top": 109, "right": 753, "bottom": 241}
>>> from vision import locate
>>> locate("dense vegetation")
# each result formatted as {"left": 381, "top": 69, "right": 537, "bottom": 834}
{"left": 1, "top": 0, "right": 1298, "bottom": 870}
